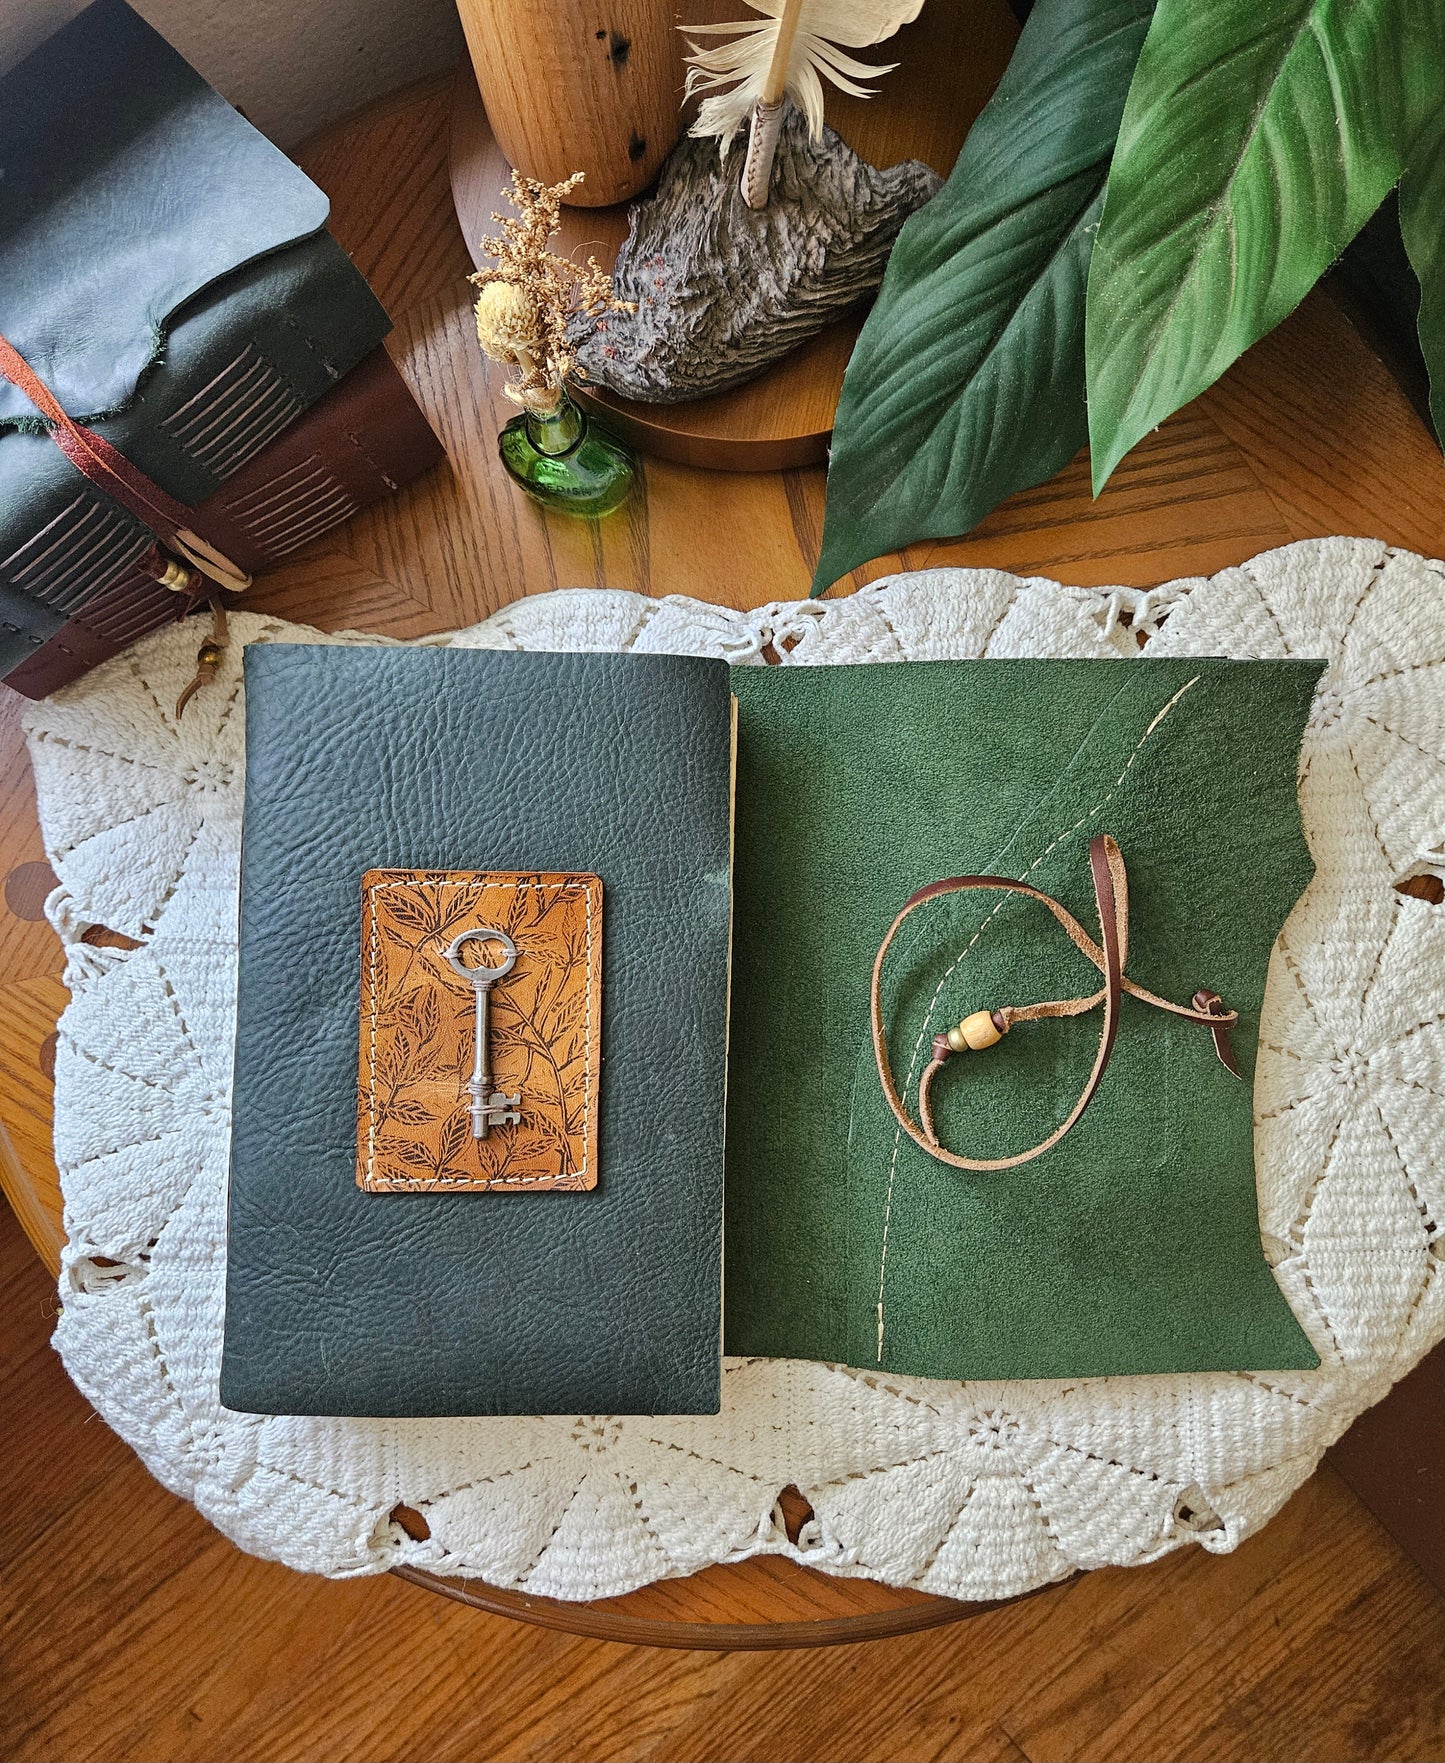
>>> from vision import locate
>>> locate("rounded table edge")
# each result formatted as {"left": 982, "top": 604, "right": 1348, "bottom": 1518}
{"left": 390, "top": 1562, "right": 1053, "bottom": 1650}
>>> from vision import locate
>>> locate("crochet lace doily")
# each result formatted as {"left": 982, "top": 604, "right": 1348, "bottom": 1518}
{"left": 23, "top": 537, "right": 1445, "bottom": 1602}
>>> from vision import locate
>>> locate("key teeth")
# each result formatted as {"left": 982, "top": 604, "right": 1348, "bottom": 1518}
{"left": 470, "top": 1091, "right": 523, "bottom": 1137}
{"left": 489, "top": 1091, "right": 522, "bottom": 1129}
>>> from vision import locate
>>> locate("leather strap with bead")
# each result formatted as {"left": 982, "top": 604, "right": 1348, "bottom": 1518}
{"left": 870, "top": 833, "right": 1240, "bottom": 1173}
{"left": 0, "top": 331, "right": 248, "bottom": 720}
{"left": 0, "top": 330, "right": 251, "bottom": 595}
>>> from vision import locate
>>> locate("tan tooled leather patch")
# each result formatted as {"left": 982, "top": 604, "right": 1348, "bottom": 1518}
{"left": 357, "top": 870, "right": 602, "bottom": 1192}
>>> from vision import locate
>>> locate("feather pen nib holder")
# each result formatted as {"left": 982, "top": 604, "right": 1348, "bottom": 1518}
{"left": 681, "top": 0, "right": 924, "bottom": 209}
{"left": 740, "top": 98, "right": 788, "bottom": 208}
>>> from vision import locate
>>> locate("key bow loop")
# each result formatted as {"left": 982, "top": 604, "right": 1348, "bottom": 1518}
{"left": 443, "top": 924, "right": 522, "bottom": 1140}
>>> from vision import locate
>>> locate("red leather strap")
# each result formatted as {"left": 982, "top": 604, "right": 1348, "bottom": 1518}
{"left": 0, "top": 331, "right": 250, "bottom": 594}
{"left": 871, "top": 834, "right": 1240, "bottom": 1173}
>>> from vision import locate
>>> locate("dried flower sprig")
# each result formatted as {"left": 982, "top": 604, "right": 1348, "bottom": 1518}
{"left": 470, "top": 171, "right": 632, "bottom": 413}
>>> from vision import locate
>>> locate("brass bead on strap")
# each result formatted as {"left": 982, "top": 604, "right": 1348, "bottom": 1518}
{"left": 156, "top": 558, "right": 194, "bottom": 591}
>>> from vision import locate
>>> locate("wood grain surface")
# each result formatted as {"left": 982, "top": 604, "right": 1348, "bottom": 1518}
{"left": 454, "top": 0, "right": 686, "bottom": 205}
{"left": 3, "top": 68, "right": 1445, "bottom": 1660}
{"left": 4, "top": 1197, "right": 1445, "bottom": 1760}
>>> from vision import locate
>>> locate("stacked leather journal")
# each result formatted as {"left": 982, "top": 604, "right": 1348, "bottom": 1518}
{"left": 222, "top": 646, "right": 1323, "bottom": 1417}
{"left": 0, "top": 0, "right": 441, "bottom": 698}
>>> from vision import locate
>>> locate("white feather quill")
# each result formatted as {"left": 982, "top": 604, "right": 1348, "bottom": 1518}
{"left": 685, "top": 0, "right": 923, "bottom": 142}
{"left": 683, "top": 0, "right": 925, "bottom": 205}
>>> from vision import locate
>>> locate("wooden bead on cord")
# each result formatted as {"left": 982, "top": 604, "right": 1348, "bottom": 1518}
{"left": 945, "top": 1010, "right": 1007, "bottom": 1053}
{"left": 871, "top": 835, "right": 1240, "bottom": 1172}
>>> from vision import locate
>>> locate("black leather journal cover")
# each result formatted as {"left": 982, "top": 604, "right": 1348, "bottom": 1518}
{"left": 220, "top": 645, "right": 733, "bottom": 1418}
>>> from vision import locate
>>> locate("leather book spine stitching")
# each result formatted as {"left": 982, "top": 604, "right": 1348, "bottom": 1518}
{"left": 3, "top": 350, "right": 443, "bottom": 698}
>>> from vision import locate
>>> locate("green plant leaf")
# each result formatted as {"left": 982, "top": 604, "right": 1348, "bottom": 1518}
{"left": 1399, "top": 113, "right": 1445, "bottom": 445}
{"left": 1086, "top": 0, "right": 1445, "bottom": 494}
{"left": 811, "top": 0, "right": 1155, "bottom": 595}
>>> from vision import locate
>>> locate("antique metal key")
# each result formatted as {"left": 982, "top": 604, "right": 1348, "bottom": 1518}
{"left": 443, "top": 925, "right": 521, "bottom": 1139}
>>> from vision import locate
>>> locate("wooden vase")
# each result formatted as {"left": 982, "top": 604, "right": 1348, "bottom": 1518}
{"left": 454, "top": 0, "right": 684, "bottom": 207}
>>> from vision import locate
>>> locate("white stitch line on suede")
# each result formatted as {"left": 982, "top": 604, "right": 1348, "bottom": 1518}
{"left": 874, "top": 674, "right": 1202, "bottom": 1361}
{"left": 363, "top": 876, "right": 594, "bottom": 1189}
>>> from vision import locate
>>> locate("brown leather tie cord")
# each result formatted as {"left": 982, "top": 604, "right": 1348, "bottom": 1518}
{"left": 871, "top": 834, "right": 1241, "bottom": 1172}
{"left": 0, "top": 331, "right": 250, "bottom": 716}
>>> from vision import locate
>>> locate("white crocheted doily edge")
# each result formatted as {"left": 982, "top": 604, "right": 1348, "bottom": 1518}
{"left": 21, "top": 536, "right": 1445, "bottom": 1603}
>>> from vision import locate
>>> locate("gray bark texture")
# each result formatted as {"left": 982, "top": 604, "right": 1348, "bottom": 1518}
{"left": 574, "top": 105, "right": 940, "bottom": 405}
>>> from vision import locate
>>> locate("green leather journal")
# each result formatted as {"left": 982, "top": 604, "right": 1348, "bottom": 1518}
{"left": 223, "top": 648, "right": 1320, "bottom": 1416}
{"left": 221, "top": 646, "right": 733, "bottom": 1417}
{"left": 724, "top": 657, "right": 1323, "bottom": 1381}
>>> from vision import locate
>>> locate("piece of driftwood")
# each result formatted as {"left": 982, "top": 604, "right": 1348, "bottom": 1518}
{"left": 574, "top": 104, "right": 939, "bottom": 404}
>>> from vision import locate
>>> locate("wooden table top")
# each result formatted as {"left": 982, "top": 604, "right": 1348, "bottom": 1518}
{"left": 2, "top": 69, "right": 1444, "bottom": 1650}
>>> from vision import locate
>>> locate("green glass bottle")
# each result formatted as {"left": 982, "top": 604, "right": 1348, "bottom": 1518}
{"left": 498, "top": 391, "right": 636, "bottom": 518}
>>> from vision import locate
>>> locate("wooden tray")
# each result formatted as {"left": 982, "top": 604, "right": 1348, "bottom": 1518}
{"left": 448, "top": 0, "right": 1018, "bottom": 470}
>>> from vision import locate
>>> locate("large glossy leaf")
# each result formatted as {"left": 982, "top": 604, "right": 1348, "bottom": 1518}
{"left": 1400, "top": 114, "right": 1445, "bottom": 445}
{"left": 811, "top": 0, "right": 1154, "bottom": 594}
{"left": 1086, "top": 0, "right": 1444, "bottom": 493}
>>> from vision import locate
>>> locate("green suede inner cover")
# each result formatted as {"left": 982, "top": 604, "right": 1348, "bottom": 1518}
{"left": 725, "top": 657, "right": 1323, "bottom": 1380}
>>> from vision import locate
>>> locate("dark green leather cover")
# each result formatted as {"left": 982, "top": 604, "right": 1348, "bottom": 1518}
{"left": 725, "top": 657, "right": 1323, "bottom": 1381}
{"left": 0, "top": 0, "right": 334, "bottom": 423}
{"left": 220, "top": 646, "right": 732, "bottom": 1418}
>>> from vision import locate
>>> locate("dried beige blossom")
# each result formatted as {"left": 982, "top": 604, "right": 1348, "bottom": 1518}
{"left": 475, "top": 281, "right": 536, "bottom": 361}
{"left": 469, "top": 170, "right": 633, "bottom": 412}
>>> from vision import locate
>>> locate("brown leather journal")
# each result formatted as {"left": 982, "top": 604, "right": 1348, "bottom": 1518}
{"left": 356, "top": 869, "right": 602, "bottom": 1193}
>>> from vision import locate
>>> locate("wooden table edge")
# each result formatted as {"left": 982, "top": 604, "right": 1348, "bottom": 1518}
{"left": 390, "top": 1562, "right": 1035, "bottom": 1649}
{"left": 0, "top": 1115, "right": 63, "bottom": 1272}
